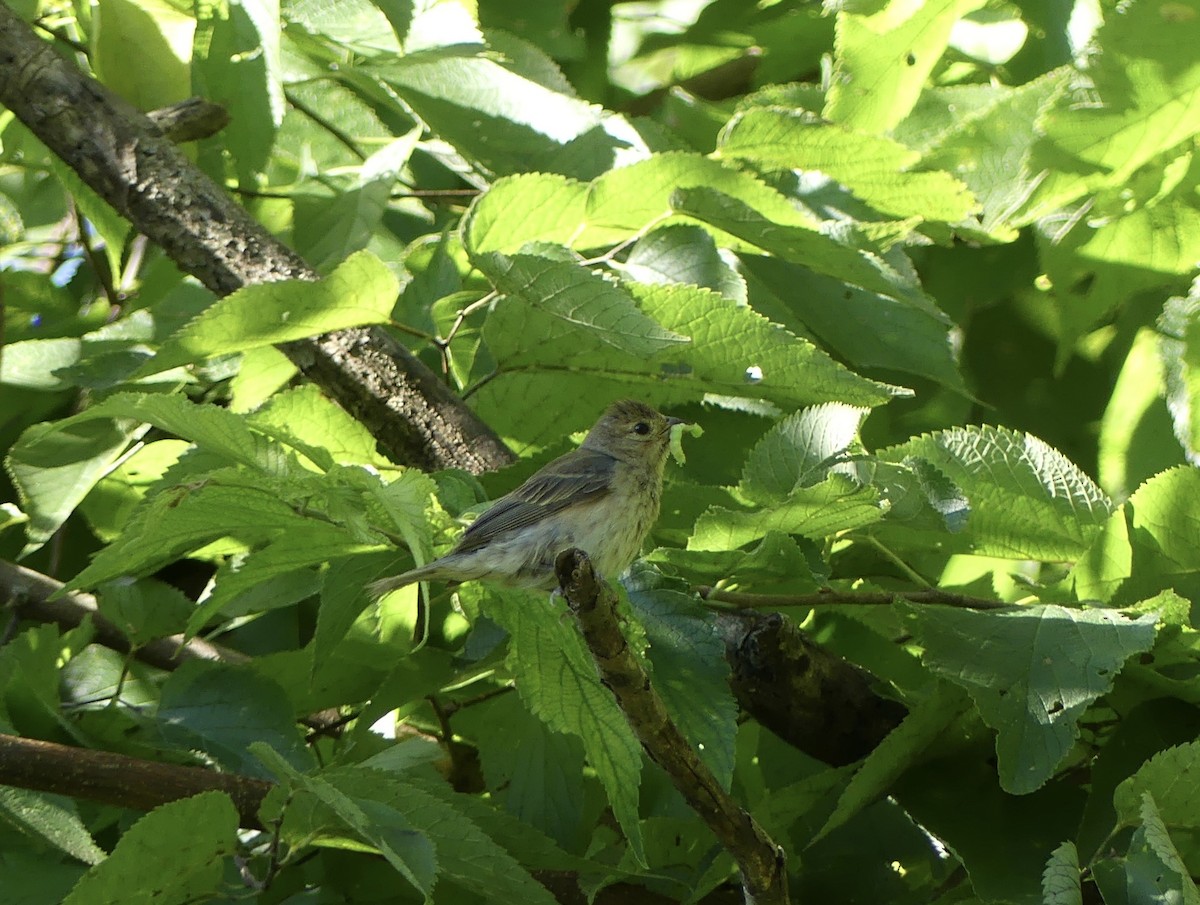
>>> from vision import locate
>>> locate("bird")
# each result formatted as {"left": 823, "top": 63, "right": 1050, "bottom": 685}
{"left": 368, "top": 400, "right": 684, "bottom": 596}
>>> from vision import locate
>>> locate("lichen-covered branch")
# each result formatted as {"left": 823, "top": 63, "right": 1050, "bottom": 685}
{"left": 0, "top": 6, "right": 513, "bottom": 474}
{"left": 556, "top": 549, "right": 789, "bottom": 905}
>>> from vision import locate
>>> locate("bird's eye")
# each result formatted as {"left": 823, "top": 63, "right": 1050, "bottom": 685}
{"left": 633, "top": 421, "right": 651, "bottom": 435}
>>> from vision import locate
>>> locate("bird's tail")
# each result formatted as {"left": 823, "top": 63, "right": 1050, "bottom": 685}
{"left": 366, "top": 562, "right": 446, "bottom": 599}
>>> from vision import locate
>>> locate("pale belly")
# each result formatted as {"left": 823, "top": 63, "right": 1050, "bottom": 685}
{"left": 448, "top": 490, "right": 658, "bottom": 590}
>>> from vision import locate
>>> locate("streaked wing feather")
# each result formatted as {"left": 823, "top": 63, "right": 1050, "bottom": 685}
{"left": 452, "top": 449, "right": 615, "bottom": 554}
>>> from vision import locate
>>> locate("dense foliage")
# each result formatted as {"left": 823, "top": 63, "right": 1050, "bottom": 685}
{"left": 2, "top": 0, "right": 1200, "bottom": 902}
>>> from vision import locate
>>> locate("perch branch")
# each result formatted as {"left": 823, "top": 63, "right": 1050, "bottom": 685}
{"left": 556, "top": 549, "right": 789, "bottom": 905}
{"left": 0, "top": 6, "right": 514, "bottom": 475}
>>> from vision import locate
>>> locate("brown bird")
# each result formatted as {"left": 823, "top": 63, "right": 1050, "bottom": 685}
{"left": 368, "top": 400, "right": 683, "bottom": 596}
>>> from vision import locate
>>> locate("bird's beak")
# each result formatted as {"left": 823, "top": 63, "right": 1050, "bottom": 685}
{"left": 666, "top": 416, "right": 686, "bottom": 428}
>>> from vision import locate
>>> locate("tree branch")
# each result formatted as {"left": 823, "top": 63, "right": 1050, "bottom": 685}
{"left": 699, "top": 586, "right": 1009, "bottom": 610}
{"left": 0, "top": 559, "right": 245, "bottom": 671}
{"left": 556, "top": 549, "right": 789, "bottom": 905}
{"left": 0, "top": 734, "right": 273, "bottom": 830}
{"left": 0, "top": 559, "right": 348, "bottom": 736}
{"left": 714, "top": 610, "right": 906, "bottom": 766}
{"left": 0, "top": 6, "right": 514, "bottom": 475}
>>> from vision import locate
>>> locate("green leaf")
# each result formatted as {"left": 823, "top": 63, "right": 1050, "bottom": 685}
{"left": 473, "top": 279, "right": 900, "bottom": 446}
{"left": 1114, "top": 741, "right": 1200, "bottom": 834}
{"left": 193, "top": 0, "right": 284, "bottom": 182}
{"left": 187, "top": 510, "right": 385, "bottom": 633}
{"left": 368, "top": 777, "right": 557, "bottom": 905}
{"left": 404, "top": 0, "right": 482, "bottom": 51}
{"left": 900, "top": 603, "right": 1158, "bottom": 794}
{"left": 624, "top": 567, "right": 737, "bottom": 789}
{"left": 1099, "top": 327, "right": 1183, "bottom": 501}
{"left": 260, "top": 750, "right": 561, "bottom": 905}
{"left": 0, "top": 852, "right": 85, "bottom": 905}
{"left": 1077, "top": 698, "right": 1200, "bottom": 863}
{"left": 691, "top": 473, "right": 885, "bottom": 552}
{"left": 825, "top": 0, "right": 985, "bottom": 133}
{"left": 0, "top": 788, "right": 105, "bottom": 865}
{"left": 246, "top": 383, "right": 394, "bottom": 469}
{"left": 481, "top": 588, "right": 645, "bottom": 864}
{"left": 881, "top": 425, "right": 1114, "bottom": 560}
{"left": 739, "top": 403, "right": 869, "bottom": 504}
{"left": 1015, "top": 1, "right": 1200, "bottom": 223}
{"left": 1042, "top": 841, "right": 1082, "bottom": 905}
{"left": 402, "top": 773, "right": 579, "bottom": 874}
{"left": 919, "top": 71, "right": 1070, "bottom": 239}
{"left": 1124, "top": 792, "right": 1200, "bottom": 905}
{"left": 619, "top": 225, "right": 746, "bottom": 302}
{"left": 313, "top": 553, "right": 399, "bottom": 671}
{"left": 255, "top": 747, "right": 437, "bottom": 897}
{"left": 1094, "top": 467, "right": 1200, "bottom": 605}
{"left": 1158, "top": 277, "right": 1200, "bottom": 462}
{"left": 1037, "top": 194, "right": 1200, "bottom": 359}
{"left": 463, "top": 172, "right": 588, "bottom": 255}
{"left": 6, "top": 416, "right": 146, "bottom": 555}
{"left": 741, "top": 255, "right": 965, "bottom": 391}
{"left": 473, "top": 251, "right": 691, "bottom": 361}
{"left": 464, "top": 153, "right": 828, "bottom": 256}
{"left": 62, "top": 792, "right": 238, "bottom": 905}
{"left": 648, "top": 530, "right": 825, "bottom": 591}
{"left": 0, "top": 338, "right": 83, "bottom": 391}
{"left": 815, "top": 680, "right": 970, "bottom": 843}
{"left": 628, "top": 282, "right": 903, "bottom": 409}
{"left": 375, "top": 51, "right": 647, "bottom": 180}
{"left": 294, "top": 129, "right": 421, "bottom": 271}
{"left": 49, "top": 160, "right": 128, "bottom": 281}
{"left": 283, "top": 0, "right": 402, "bottom": 53}
{"left": 1072, "top": 508, "right": 1133, "bottom": 604}
{"left": 671, "top": 186, "right": 933, "bottom": 306}
{"left": 95, "top": 577, "right": 193, "bottom": 645}
{"left": 139, "top": 251, "right": 399, "bottom": 377}
{"left": 56, "top": 392, "right": 300, "bottom": 475}
{"left": 92, "top": 0, "right": 193, "bottom": 112}
{"left": 894, "top": 756, "right": 1087, "bottom": 905}
{"left": 66, "top": 469, "right": 380, "bottom": 597}
{"left": 475, "top": 693, "right": 586, "bottom": 846}
{"left": 717, "top": 108, "right": 977, "bottom": 223}
{"left": 156, "top": 662, "right": 314, "bottom": 777}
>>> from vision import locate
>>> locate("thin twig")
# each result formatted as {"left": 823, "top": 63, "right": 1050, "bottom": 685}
{"left": 440, "top": 683, "right": 515, "bottom": 716}
{"left": 69, "top": 196, "right": 121, "bottom": 309}
{"left": 440, "top": 290, "right": 497, "bottom": 349}
{"left": 855, "top": 535, "right": 934, "bottom": 588}
{"left": 698, "top": 586, "right": 1009, "bottom": 610}
{"left": 284, "top": 88, "right": 367, "bottom": 161}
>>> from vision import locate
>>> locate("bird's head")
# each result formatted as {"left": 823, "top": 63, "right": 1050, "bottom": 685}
{"left": 581, "top": 400, "right": 684, "bottom": 467}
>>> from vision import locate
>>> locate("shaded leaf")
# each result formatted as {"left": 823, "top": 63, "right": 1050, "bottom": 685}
{"left": 62, "top": 792, "right": 238, "bottom": 905}
{"left": 481, "top": 588, "right": 645, "bottom": 864}
{"left": 901, "top": 603, "right": 1157, "bottom": 794}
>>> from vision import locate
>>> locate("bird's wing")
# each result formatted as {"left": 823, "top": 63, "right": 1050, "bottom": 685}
{"left": 452, "top": 448, "right": 616, "bottom": 554}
